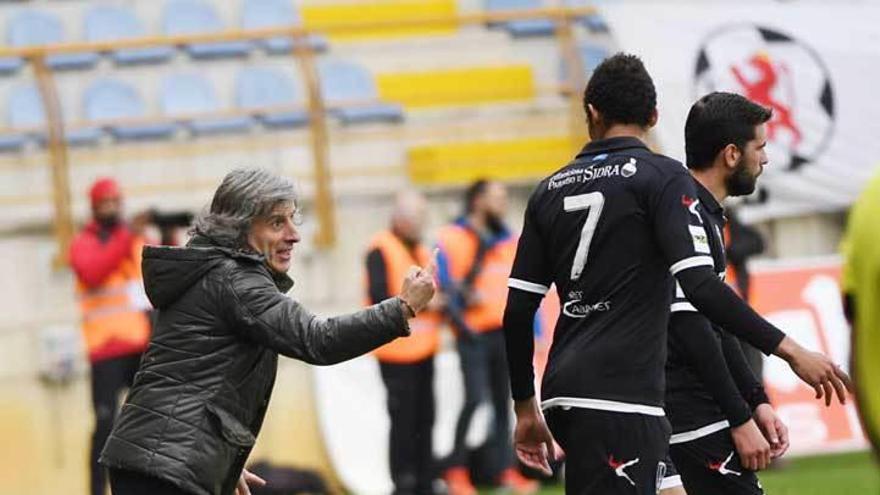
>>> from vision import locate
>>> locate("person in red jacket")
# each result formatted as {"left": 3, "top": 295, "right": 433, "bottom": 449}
{"left": 69, "top": 178, "right": 152, "bottom": 495}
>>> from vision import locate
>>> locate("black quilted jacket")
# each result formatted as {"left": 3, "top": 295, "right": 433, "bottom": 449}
{"left": 99, "top": 236, "right": 409, "bottom": 495}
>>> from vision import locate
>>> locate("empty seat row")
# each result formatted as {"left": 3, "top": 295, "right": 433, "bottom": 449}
{"left": 485, "top": 0, "right": 609, "bottom": 38}
{"left": 0, "top": 0, "right": 327, "bottom": 73}
{"left": 0, "top": 61, "right": 403, "bottom": 151}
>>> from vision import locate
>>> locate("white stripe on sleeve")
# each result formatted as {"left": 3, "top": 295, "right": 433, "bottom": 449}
{"left": 507, "top": 278, "right": 549, "bottom": 295}
{"left": 669, "top": 255, "right": 715, "bottom": 275}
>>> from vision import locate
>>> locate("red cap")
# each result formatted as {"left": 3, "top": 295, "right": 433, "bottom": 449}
{"left": 89, "top": 178, "right": 121, "bottom": 206}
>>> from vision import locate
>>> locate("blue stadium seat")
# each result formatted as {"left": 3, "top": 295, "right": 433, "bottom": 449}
{"left": 85, "top": 79, "right": 177, "bottom": 141}
{"left": 318, "top": 60, "right": 403, "bottom": 125}
{"left": 241, "top": 0, "right": 328, "bottom": 54}
{"left": 7, "top": 84, "right": 102, "bottom": 146}
{"left": 236, "top": 67, "right": 309, "bottom": 128}
{"left": 85, "top": 6, "right": 175, "bottom": 66}
{"left": 163, "top": 0, "right": 253, "bottom": 59}
{"left": 485, "top": 0, "right": 556, "bottom": 38}
{"left": 7, "top": 10, "right": 99, "bottom": 70}
{"left": 162, "top": 73, "right": 253, "bottom": 135}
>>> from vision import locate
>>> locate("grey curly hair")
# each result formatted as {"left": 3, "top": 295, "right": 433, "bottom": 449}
{"left": 190, "top": 168, "right": 298, "bottom": 248}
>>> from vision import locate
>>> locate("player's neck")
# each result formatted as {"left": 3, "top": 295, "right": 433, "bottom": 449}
{"left": 691, "top": 169, "right": 729, "bottom": 204}
{"left": 598, "top": 124, "right": 649, "bottom": 142}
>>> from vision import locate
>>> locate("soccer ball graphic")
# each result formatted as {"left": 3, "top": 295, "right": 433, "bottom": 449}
{"left": 694, "top": 24, "right": 835, "bottom": 172}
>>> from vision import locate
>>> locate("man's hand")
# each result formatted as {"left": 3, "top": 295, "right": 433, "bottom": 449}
{"left": 753, "top": 403, "right": 789, "bottom": 459}
{"left": 234, "top": 468, "right": 267, "bottom": 495}
{"left": 776, "top": 337, "right": 853, "bottom": 406}
{"left": 399, "top": 249, "right": 438, "bottom": 315}
{"left": 513, "top": 398, "right": 558, "bottom": 476}
{"left": 731, "top": 419, "right": 771, "bottom": 471}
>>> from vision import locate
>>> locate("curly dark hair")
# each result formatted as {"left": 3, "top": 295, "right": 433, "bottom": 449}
{"left": 583, "top": 53, "right": 657, "bottom": 128}
{"left": 685, "top": 92, "right": 773, "bottom": 171}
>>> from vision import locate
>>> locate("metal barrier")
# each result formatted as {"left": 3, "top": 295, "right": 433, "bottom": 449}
{"left": 0, "top": 6, "right": 596, "bottom": 262}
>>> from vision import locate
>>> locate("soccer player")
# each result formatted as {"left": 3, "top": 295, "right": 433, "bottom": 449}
{"left": 502, "top": 54, "right": 851, "bottom": 494}
{"left": 665, "top": 92, "right": 788, "bottom": 495}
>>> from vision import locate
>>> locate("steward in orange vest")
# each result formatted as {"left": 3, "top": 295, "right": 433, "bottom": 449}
{"left": 435, "top": 180, "right": 538, "bottom": 495}
{"left": 365, "top": 191, "right": 441, "bottom": 495}
{"left": 69, "top": 178, "right": 151, "bottom": 495}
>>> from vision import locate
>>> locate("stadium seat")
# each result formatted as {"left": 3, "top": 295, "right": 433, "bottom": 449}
{"left": 7, "top": 10, "right": 99, "bottom": 70}
{"left": 162, "top": 73, "right": 253, "bottom": 135}
{"left": 85, "top": 5, "right": 175, "bottom": 66}
{"left": 241, "top": 0, "right": 328, "bottom": 55}
{"left": 163, "top": 0, "right": 253, "bottom": 59}
{"left": 7, "top": 84, "right": 102, "bottom": 146}
{"left": 236, "top": 67, "right": 309, "bottom": 128}
{"left": 485, "top": 0, "right": 556, "bottom": 38}
{"left": 85, "top": 79, "right": 177, "bottom": 141}
{"left": 318, "top": 60, "right": 404, "bottom": 125}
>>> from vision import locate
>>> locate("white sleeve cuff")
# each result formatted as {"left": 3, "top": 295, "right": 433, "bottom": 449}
{"left": 508, "top": 278, "right": 549, "bottom": 295}
{"left": 669, "top": 255, "right": 715, "bottom": 275}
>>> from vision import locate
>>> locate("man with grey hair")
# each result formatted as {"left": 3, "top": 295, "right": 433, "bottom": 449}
{"left": 99, "top": 168, "right": 437, "bottom": 495}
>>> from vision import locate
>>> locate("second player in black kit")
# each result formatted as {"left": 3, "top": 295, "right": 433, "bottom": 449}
{"left": 502, "top": 54, "right": 852, "bottom": 495}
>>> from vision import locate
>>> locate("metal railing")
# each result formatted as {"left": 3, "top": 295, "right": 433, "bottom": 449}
{"left": 0, "top": 6, "right": 596, "bottom": 263}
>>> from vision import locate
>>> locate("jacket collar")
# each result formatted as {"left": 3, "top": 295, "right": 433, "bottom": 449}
{"left": 188, "top": 234, "right": 294, "bottom": 292}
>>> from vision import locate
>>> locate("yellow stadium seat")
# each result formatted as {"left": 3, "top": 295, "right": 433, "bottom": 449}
{"left": 301, "top": 0, "right": 458, "bottom": 40}
{"left": 407, "top": 136, "right": 579, "bottom": 185}
{"left": 376, "top": 65, "right": 535, "bottom": 108}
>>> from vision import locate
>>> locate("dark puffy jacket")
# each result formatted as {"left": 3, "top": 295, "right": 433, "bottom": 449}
{"left": 99, "top": 237, "right": 409, "bottom": 495}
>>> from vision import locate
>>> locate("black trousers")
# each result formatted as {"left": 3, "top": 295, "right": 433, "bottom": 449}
{"left": 447, "top": 328, "right": 513, "bottom": 479}
{"left": 91, "top": 354, "right": 142, "bottom": 495}
{"left": 110, "top": 469, "right": 193, "bottom": 495}
{"left": 380, "top": 358, "right": 436, "bottom": 495}
{"left": 545, "top": 408, "right": 671, "bottom": 495}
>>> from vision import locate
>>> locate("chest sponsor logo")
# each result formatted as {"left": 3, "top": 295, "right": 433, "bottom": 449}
{"left": 562, "top": 291, "right": 611, "bottom": 319}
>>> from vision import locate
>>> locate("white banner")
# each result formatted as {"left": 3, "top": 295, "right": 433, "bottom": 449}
{"left": 601, "top": 3, "right": 880, "bottom": 221}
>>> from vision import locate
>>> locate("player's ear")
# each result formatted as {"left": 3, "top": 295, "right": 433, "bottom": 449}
{"left": 722, "top": 143, "right": 740, "bottom": 169}
{"left": 586, "top": 104, "right": 601, "bottom": 126}
{"left": 647, "top": 108, "right": 658, "bottom": 129}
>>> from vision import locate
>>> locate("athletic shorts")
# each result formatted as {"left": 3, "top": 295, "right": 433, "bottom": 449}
{"left": 669, "top": 426, "right": 764, "bottom": 495}
{"left": 545, "top": 407, "right": 671, "bottom": 495}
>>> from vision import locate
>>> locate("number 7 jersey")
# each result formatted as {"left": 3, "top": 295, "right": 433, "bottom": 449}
{"left": 508, "top": 137, "right": 711, "bottom": 413}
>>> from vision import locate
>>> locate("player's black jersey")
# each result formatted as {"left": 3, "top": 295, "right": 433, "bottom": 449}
{"left": 508, "top": 137, "right": 712, "bottom": 413}
{"left": 665, "top": 180, "right": 733, "bottom": 432}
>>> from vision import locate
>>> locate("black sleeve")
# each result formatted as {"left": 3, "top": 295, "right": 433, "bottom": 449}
{"left": 504, "top": 192, "right": 551, "bottom": 401}
{"left": 720, "top": 330, "right": 770, "bottom": 410}
{"left": 366, "top": 248, "right": 390, "bottom": 305}
{"left": 670, "top": 312, "right": 752, "bottom": 427}
{"left": 675, "top": 268, "right": 785, "bottom": 355}
{"left": 504, "top": 288, "right": 544, "bottom": 401}
{"left": 649, "top": 170, "right": 786, "bottom": 355}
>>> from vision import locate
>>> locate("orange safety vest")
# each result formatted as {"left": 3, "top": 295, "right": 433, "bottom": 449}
{"left": 367, "top": 231, "right": 442, "bottom": 364}
{"left": 436, "top": 224, "right": 517, "bottom": 333}
{"left": 77, "top": 238, "right": 151, "bottom": 362}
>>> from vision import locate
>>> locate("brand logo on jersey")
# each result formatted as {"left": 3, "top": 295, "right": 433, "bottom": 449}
{"left": 689, "top": 225, "right": 711, "bottom": 254}
{"left": 608, "top": 455, "right": 640, "bottom": 486}
{"left": 681, "top": 196, "right": 703, "bottom": 224}
{"left": 707, "top": 451, "right": 742, "bottom": 477}
{"left": 621, "top": 158, "right": 638, "bottom": 178}
{"left": 562, "top": 299, "right": 611, "bottom": 319}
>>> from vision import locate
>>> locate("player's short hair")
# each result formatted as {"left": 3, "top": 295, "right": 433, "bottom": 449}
{"left": 583, "top": 53, "right": 657, "bottom": 128}
{"left": 685, "top": 92, "right": 773, "bottom": 171}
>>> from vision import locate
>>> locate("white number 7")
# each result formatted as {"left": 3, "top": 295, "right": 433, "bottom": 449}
{"left": 564, "top": 192, "right": 605, "bottom": 280}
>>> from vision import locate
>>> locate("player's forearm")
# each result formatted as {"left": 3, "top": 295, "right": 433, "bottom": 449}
{"left": 504, "top": 288, "right": 543, "bottom": 401}
{"left": 671, "top": 312, "right": 752, "bottom": 427}
{"left": 676, "top": 268, "right": 786, "bottom": 355}
{"left": 720, "top": 330, "right": 770, "bottom": 410}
